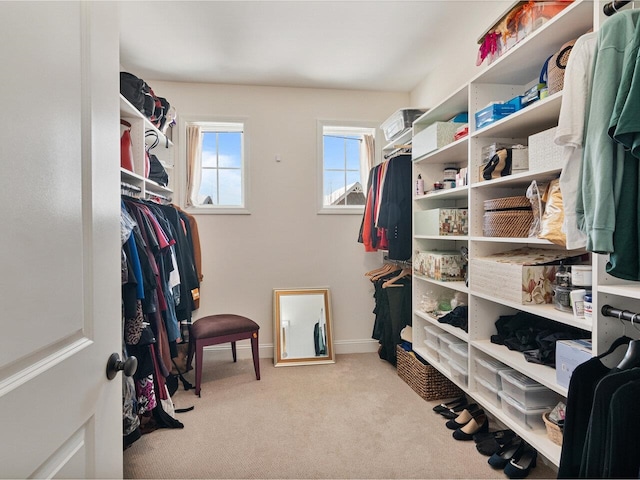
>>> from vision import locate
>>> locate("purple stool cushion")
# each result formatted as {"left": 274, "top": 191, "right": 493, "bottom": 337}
{"left": 191, "top": 314, "right": 259, "bottom": 339}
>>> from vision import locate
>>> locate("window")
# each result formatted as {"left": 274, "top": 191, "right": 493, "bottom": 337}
{"left": 319, "top": 123, "right": 377, "bottom": 213}
{"left": 185, "top": 120, "right": 247, "bottom": 212}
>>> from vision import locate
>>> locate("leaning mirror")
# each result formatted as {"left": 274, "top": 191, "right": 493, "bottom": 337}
{"left": 273, "top": 288, "right": 335, "bottom": 366}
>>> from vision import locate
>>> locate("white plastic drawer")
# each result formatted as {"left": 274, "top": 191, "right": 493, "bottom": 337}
{"left": 498, "top": 369, "right": 560, "bottom": 409}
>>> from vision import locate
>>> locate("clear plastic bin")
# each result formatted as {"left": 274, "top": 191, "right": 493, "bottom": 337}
{"left": 423, "top": 339, "right": 438, "bottom": 360}
{"left": 449, "top": 342, "right": 469, "bottom": 370}
{"left": 438, "top": 349, "right": 451, "bottom": 374}
{"left": 499, "top": 391, "right": 550, "bottom": 431}
{"left": 437, "top": 332, "right": 466, "bottom": 357}
{"left": 476, "top": 376, "right": 501, "bottom": 408}
{"left": 498, "top": 369, "right": 560, "bottom": 409}
{"left": 424, "top": 325, "right": 442, "bottom": 347}
{"left": 474, "top": 357, "right": 511, "bottom": 390}
{"left": 448, "top": 359, "right": 468, "bottom": 387}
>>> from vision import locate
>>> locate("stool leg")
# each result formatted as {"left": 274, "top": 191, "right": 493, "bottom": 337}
{"left": 231, "top": 341, "right": 237, "bottom": 362}
{"left": 195, "top": 339, "right": 203, "bottom": 397}
{"left": 186, "top": 339, "right": 195, "bottom": 372}
{"left": 251, "top": 330, "right": 261, "bottom": 380}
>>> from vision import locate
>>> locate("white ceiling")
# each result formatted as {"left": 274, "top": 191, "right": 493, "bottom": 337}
{"left": 119, "top": 0, "right": 513, "bottom": 92}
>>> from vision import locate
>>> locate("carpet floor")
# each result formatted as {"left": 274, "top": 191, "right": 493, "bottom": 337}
{"left": 123, "top": 352, "right": 557, "bottom": 479}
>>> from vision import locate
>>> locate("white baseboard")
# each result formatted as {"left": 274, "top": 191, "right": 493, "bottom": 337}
{"left": 202, "top": 338, "right": 379, "bottom": 360}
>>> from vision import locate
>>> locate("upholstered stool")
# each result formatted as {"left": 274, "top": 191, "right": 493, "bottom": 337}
{"left": 187, "top": 314, "right": 260, "bottom": 396}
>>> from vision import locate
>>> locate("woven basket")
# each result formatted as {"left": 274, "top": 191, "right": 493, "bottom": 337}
{"left": 543, "top": 412, "right": 563, "bottom": 446}
{"left": 483, "top": 196, "right": 530, "bottom": 211}
{"left": 396, "top": 346, "right": 463, "bottom": 401}
{"left": 483, "top": 210, "right": 533, "bottom": 237}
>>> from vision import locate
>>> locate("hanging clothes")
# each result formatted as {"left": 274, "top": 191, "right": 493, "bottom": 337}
{"left": 358, "top": 154, "right": 412, "bottom": 261}
{"left": 577, "top": 10, "right": 640, "bottom": 280}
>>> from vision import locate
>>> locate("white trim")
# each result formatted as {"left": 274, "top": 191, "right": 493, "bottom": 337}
{"left": 316, "top": 119, "right": 381, "bottom": 215}
{"left": 178, "top": 114, "right": 251, "bottom": 214}
{"left": 202, "top": 338, "right": 379, "bottom": 359}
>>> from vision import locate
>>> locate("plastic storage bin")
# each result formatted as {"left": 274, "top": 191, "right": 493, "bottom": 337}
{"left": 424, "top": 325, "right": 442, "bottom": 347}
{"left": 449, "top": 342, "right": 469, "bottom": 370}
{"left": 438, "top": 333, "right": 466, "bottom": 356}
{"left": 474, "top": 103, "right": 517, "bottom": 129}
{"left": 423, "top": 339, "right": 438, "bottom": 360}
{"left": 499, "top": 391, "right": 550, "bottom": 430}
{"left": 474, "top": 357, "right": 511, "bottom": 390}
{"left": 499, "top": 369, "right": 560, "bottom": 408}
{"left": 438, "top": 349, "right": 452, "bottom": 374}
{"left": 476, "top": 376, "right": 501, "bottom": 408}
{"left": 448, "top": 360, "right": 468, "bottom": 387}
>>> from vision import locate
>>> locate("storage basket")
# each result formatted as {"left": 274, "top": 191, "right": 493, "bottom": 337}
{"left": 396, "top": 346, "right": 463, "bottom": 401}
{"left": 542, "top": 411, "right": 563, "bottom": 446}
{"left": 483, "top": 196, "right": 533, "bottom": 238}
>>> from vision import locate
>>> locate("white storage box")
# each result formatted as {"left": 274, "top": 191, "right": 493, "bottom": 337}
{"left": 449, "top": 342, "right": 469, "bottom": 370}
{"left": 381, "top": 108, "right": 427, "bottom": 142}
{"left": 438, "top": 349, "right": 452, "bottom": 373}
{"left": 438, "top": 332, "right": 466, "bottom": 356}
{"left": 556, "top": 339, "right": 592, "bottom": 389}
{"left": 476, "top": 376, "right": 501, "bottom": 408}
{"left": 528, "top": 126, "right": 564, "bottom": 173}
{"left": 423, "top": 339, "right": 439, "bottom": 360}
{"left": 448, "top": 359, "right": 469, "bottom": 387}
{"left": 470, "top": 248, "right": 579, "bottom": 304}
{"left": 499, "top": 369, "right": 560, "bottom": 409}
{"left": 414, "top": 251, "right": 465, "bottom": 282}
{"left": 424, "top": 325, "right": 442, "bottom": 347}
{"left": 414, "top": 208, "right": 468, "bottom": 236}
{"left": 499, "top": 391, "right": 550, "bottom": 430}
{"left": 475, "top": 357, "right": 511, "bottom": 390}
{"left": 413, "top": 121, "right": 466, "bottom": 157}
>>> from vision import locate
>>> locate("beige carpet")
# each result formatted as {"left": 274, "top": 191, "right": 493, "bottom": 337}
{"left": 124, "top": 352, "right": 557, "bottom": 479}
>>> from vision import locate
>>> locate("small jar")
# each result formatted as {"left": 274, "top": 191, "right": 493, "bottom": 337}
{"left": 553, "top": 285, "right": 573, "bottom": 313}
{"left": 584, "top": 293, "right": 593, "bottom": 318}
{"left": 433, "top": 182, "right": 444, "bottom": 190}
{"left": 572, "top": 265, "right": 592, "bottom": 287}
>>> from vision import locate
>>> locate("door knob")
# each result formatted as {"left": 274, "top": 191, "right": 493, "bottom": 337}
{"left": 106, "top": 352, "right": 138, "bottom": 380}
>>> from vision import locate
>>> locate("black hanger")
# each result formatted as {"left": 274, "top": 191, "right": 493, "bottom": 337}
{"left": 616, "top": 340, "right": 640, "bottom": 370}
{"left": 597, "top": 335, "right": 633, "bottom": 359}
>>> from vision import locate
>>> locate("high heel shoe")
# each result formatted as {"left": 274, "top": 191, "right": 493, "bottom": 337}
{"left": 488, "top": 437, "right": 523, "bottom": 469}
{"left": 503, "top": 445, "right": 537, "bottom": 479}
{"left": 445, "top": 407, "right": 484, "bottom": 430}
{"left": 432, "top": 395, "right": 467, "bottom": 413}
{"left": 452, "top": 413, "right": 489, "bottom": 440}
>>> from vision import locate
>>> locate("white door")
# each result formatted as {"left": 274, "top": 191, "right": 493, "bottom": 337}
{"left": 0, "top": 2, "right": 122, "bottom": 478}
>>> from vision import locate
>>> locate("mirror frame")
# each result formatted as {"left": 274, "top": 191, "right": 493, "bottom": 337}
{"left": 273, "top": 288, "right": 335, "bottom": 367}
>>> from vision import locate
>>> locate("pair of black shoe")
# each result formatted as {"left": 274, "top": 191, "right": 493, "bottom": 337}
{"left": 487, "top": 436, "right": 538, "bottom": 479}
{"left": 432, "top": 395, "right": 470, "bottom": 419}
{"left": 445, "top": 406, "right": 489, "bottom": 440}
{"left": 473, "top": 429, "right": 516, "bottom": 456}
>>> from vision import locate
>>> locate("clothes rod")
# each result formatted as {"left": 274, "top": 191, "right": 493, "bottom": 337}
{"left": 601, "top": 304, "right": 640, "bottom": 322}
{"left": 603, "top": 1, "right": 631, "bottom": 16}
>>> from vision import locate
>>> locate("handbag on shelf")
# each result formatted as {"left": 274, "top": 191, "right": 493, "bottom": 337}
{"left": 548, "top": 39, "right": 576, "bottom": 95}
{"left": 482, "top": 148, "right": 512, "bottom": 180}
{"left": 120, "top": 119, "right": 134, "bottom": 172}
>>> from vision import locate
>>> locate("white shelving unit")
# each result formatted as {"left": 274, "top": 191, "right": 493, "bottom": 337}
{"left": 408, "top": 1, "right": 613, "bottom": 468}
{"left": 120, "top": 95, "right": 174, "bottom": 200}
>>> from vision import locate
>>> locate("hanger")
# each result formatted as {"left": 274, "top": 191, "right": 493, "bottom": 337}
{"left": 382, "top": 268, "right": 412, "bottom": 288}
{"left": 599, "top": 309, "right": 634, "bottom": 359}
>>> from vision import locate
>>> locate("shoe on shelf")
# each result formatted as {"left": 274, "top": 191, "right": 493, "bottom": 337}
{"left": 474, "top": 430, "right": 517, "bottom": 456}
{"left": 432, "top": 395, "right": 467, "bottom": 414}
{"left": 504, "top": 445, "right": 538, "bottom": 479}
{"left": 439, "top": 402, "right": 478, "bottom": 419}
{"left": 445, "top": 408, "right": 484, "bottom": 430}
{"left": 452, "top": 414, "right": 489, "bottom": 441}
{"left": 488, "top": 437, "right": 523, "bottom": 469}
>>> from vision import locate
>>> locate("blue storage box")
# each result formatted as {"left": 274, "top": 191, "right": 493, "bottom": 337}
{"left": 475, "top": 103, "right": 517, "bottom": 129}
{"left": 505, "top": 96, "right": 523, "bottom": 111}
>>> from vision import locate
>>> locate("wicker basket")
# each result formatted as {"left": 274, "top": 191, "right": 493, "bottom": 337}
{"left": 396, "top": 346, "right": 463, "bottom": 401}
{"left": 483, "top": 210, "right": 534, "bottom": 237}
{"left": 483, "top": 196, "right": 533, "bottom": 238}
{"left": 542, "top": 412, "right": 563, "bottom": 446}
{"left": 483, "top": 196, "right": 530, "bottom": 211}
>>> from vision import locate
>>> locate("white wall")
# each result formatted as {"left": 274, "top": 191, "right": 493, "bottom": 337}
{"left": 149, "top": 81, "right": 408, "bottom": 358}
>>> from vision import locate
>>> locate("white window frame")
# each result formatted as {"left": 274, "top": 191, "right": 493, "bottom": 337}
{"left": 317, "top": 120, "right": 380, "bottom": 215}
{"left": 179, "top": 115, "right": 250, "bottom": 215}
